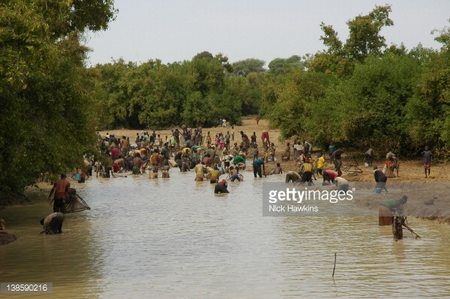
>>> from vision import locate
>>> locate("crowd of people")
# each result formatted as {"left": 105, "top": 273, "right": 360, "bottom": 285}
{"left": 89, "top": 129, "right": 374, "bottom": 203}
{"left": 47, "top": 124, "right": 430, "bottom": 237}
{"left": 91, "top": 127, "right": 433, "bottom": 192}
{"left": 94, "top": 128, "right": 333, "bottom": 186}
{"left": 91, "top": 128, "right": 280, "bottom": 194}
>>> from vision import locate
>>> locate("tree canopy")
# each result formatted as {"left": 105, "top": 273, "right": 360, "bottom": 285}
{"left": 2, "top": 3, "right": 450, "bottom": 193}
{"left": 0, "top": 0, "right": 117, "bottom": 192}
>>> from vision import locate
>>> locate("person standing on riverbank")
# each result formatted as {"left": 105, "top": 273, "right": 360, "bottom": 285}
{"left": 261, "top": 130, "right": 270, "bottom": 147}
{"left": 328, "top": 141, "right": 336, "bottom": 159}
{"left": 385, "top": 149, "right": 399, "bottom": 177}
{"left": 240, "top": 131, "right": 249, "bottom": 148}
{"left": 365, "top": 148, "right": 374, "bottom": 166}
{"left": 331, "top": 148, "right": 345, "bottom": 172}
{"left": 48, "top": 173, "right": 70, "bottom": 213}
{"left": 374, "top": 165, "right": 388, "bottom": 192}
{"left": 120, "top": 136, "right": 129, "bottom": 156}
{"left": 282, "top": 142, "right": 291, "bottom": 161}
{"left": 422, "top": 146, "right": 432, "bottom": 178}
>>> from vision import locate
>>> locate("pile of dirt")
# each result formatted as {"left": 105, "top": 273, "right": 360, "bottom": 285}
{"left": 0, "top": 234, "right": 17, "bottom": 246}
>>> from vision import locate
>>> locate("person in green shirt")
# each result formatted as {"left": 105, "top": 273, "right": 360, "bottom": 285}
{"left": 232, "top": 155, "right": 246, "bottom": 171}
{"left": 232, "top": 155, "right": 245, "bottom": 165}
{"left": 378, "top": 196, "right": 408, "bottom": 226}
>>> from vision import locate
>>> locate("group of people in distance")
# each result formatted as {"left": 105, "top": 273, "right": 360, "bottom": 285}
{"left": 362, "top": 145, "right": 431, "bottom": 234}
{"left": 370, "top": 146, "right": 433, "bottom": 192}
{"left": 93, "top": 127, "right": 282, "bottom": 196}
{"left": 283, "top": 141, "right": 430, "bottom": 236}
{"left": 39, "top": 122, "right": 433, "bottom": 235}
{"left": 282, "top": 139, "right": 347, "bottom": 190}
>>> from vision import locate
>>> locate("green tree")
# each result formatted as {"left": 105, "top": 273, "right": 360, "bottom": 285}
{"left": 404, "top": 26, "right": 450, "bottom": 150}
{"left": 181, "top": 52, "right": 239, "bottom": 127}
{"left": 344, "top": 5, "right": 393, "bottom": 62}
{"left": 182, "top": 91, "right": 212, "bottom": 126}
{"left": 0, "top": 0, "right": 116, "bottom": 192}
{"left": 268, "top": 55, "right": 305, "bottom": 75}
{"left": 92, "top": 59, "right": 138, "bottom": 129}
{"left": 265, "top": 69, "right": 329, "bottom": 140}
{"left": 230, "top": 58, "right": 266, "bottom": 76}
{"left": 130, "top": 60, "right": 189, "bottom": 128}
{"left": 308, "top": 5, "right": 393, "bottom": 77}
{"left": 226, "top": 73, "right": 264, "bottom": 116}
{"left": 327, "top": 52, "right": 421, "bottom": 151}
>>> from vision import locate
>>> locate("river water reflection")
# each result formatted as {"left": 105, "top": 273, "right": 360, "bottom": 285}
{"left": 1, "top": 170, "right": 450, "bottom": 298}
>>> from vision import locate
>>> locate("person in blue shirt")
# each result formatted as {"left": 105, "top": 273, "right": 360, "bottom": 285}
{"left": 328, "top": 141, "right": 336, "bottom": 158}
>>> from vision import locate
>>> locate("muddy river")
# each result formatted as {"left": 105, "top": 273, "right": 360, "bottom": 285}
{"left": 1, "top": 169, "right": 449, "bottom": 298}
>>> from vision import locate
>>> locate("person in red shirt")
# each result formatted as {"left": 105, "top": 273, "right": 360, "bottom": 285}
{"left": 261, "top": 130, "right": 270, "bottom": 149}
{"left": 214, "top": 179, "right": 229, "bottom": 194}
{"left": 48, "top": 173, "right": 71, "bottom": 213}
{"left": 110, "top": 145, "right": 120, "bottom": 160}
{"left": 202, "top": 154, "right": 211, "bottom": 167}
{"left": 323, "top": 169, "right": 341, "bottom": 185}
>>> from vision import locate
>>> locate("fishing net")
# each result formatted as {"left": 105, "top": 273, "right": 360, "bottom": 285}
{"left": 65, "top": 188, "right": 91, "bottom": 213}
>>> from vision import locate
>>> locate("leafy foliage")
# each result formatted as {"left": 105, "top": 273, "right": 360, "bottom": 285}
{"left": 0, "top": 0, "right": 116, "bottom": 192}
{"left": 308, "top": 5, "right": 393, "bottom": 77}
{"left": 268, "top": 56, "right": 305, "bottom": 75}
{"left": 404, "top": 28, "right": 450, "bottom": 150}
{"left": 230, "top": 58, "right": 266, "bottom": 76}
{"left": 4, "top": 3, "right": 450, "bottom": 194}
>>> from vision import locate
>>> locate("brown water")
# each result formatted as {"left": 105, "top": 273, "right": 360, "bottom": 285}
{"left": 1, "top": 170, "right": 450, "bottom": 298}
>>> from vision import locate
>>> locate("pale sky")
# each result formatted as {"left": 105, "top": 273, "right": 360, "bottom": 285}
{"left": 86, "top": 0, "right": 450, "bottom": 67}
